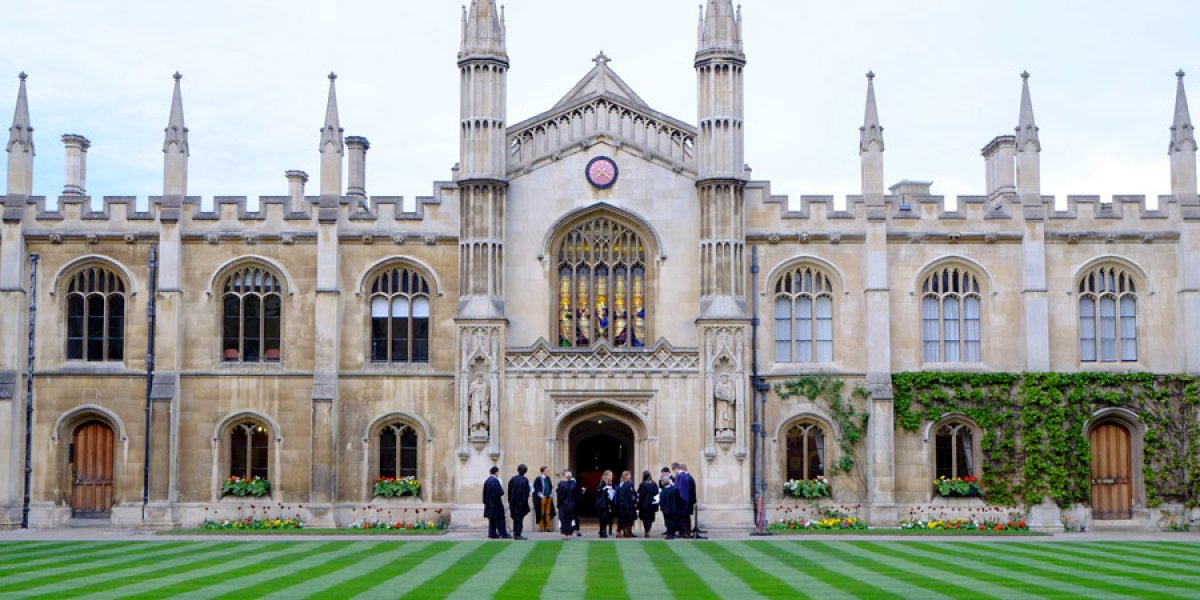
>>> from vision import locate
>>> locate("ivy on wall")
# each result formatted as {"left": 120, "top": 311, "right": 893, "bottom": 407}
{"left": 775, "top": 376, "right": 870, "bottom": 475}
{"left": 892, "top": 371, "right": 1200, "bottom": 509}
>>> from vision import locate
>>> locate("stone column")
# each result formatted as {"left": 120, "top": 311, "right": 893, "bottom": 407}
{"left": 61, "top": 134, "right": 89, "bottom": 196}
{"left": 285, "top": 170, "right": 308, "bottom": 215}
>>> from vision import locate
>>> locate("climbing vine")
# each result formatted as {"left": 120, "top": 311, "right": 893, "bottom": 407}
{"left": 775, "top": 376, "right": 870, "bottom": 475}
{"left": 893, "top": 371, "right": 1200, "bottom": 508}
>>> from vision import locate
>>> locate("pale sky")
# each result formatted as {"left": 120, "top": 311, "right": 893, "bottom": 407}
{"left": 1, "top": 1, "right": 1198, "bottom": 210}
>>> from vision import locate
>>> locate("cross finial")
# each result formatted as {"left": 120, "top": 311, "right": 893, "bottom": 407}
{"left": 1021, "top": 70, "right": 1030, "bottom": 81}
{"left": 18, "top": 71, "right": 27, "bottom": 81}
{"left": 592, "top": 51, "right": 610, "bottom": 67}
{"left": 1178, "top": 69, "right": 1187, "bottom": 80}
{"left": 328, "top": 71, "right": 337, "bottom": 81}
{"left": 173, "top": 71, "right": 182, "bottom": 81}
{"left": 866, "top": 70, "right": 875, "bottom": 80}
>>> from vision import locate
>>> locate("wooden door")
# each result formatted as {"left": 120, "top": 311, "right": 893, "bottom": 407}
{"left": 1089, "top": 422, "right": 1132, "bottom": 520}
{"left": 71, "top": 421, "right": 114, "bottom": 515}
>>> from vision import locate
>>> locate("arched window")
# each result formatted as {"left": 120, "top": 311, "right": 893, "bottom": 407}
{"left": 555, "top": 216, "right": 648, "bottom": 348}
{"left": 1078, "top": 265, "right": 1137, "bottom": 363}
{"left": 921, "top": 266, "right": 982, "bottom": 363}
{"left": 785, "top": 421, "right": 826, "bottom": 481}
{"left": 378, "top": 422, "right": 418, "bottom": 479}
{"left": 774, "top": 265, "right": 834, "bottom": 363}
{"left": 65, "top": 265, "right": 126, "bottom": 362}
{"left": 229, "top": 421, "right": 269, "bottom": 480}
{"left": 368, "top": 266, "right": 431, "bottom": 364}
{"left": 221, "top": 265, "right": 282, "bottom": 363}
{"left": 935, "top": 421, "right": 977, "bottom": 479}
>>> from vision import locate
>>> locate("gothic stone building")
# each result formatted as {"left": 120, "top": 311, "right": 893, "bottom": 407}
{"left": 2, "top": 0, "right": 1198, "bottom": 530}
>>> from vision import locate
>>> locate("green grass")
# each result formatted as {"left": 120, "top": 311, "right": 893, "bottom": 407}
{"left": 765, "top": 527, "right": 1047, "bottom": 536}
{"left": 156, "top": 527, "right": 448, "bottom": 536}
{"left": 1, "top": 540, "right": 1198, "bottom": 599}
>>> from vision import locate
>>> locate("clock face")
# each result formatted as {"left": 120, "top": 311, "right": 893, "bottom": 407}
{"left": 586, "top": 156, "right": 618, "bottom": 189}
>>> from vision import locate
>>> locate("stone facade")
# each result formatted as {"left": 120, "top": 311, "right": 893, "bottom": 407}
{"left": 1, "top": 0, "right": 1198, "bottom": 530}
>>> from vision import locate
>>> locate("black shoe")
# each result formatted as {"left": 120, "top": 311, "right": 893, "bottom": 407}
{"left": 599, "top": 533, "right": 608, "bottom": 538}
{"left": 500, "top": 534, "right": 512, "bottom": 539}
{"left": 666, "top": 534, "right": 676, "bottom": 540}
{"left": 488, "top": 535, "right": 499, "bottom": 539}
{"left": 514, "top": 535, "right": 527, "bottom": 540}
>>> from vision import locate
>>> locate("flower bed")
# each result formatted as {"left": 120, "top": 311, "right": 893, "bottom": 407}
{"left": 783, "top": 477, "right": 831, "bottom": 499}
{"left": 900, "top": 517, "right": 1028, "bottom": 532}
{"left": 934, "top": 476, "right": 983, "bottom": 498}
{"left": 769, "top": 505, "right": 868, "bottom": 532}
{"left": 201, "top": 516, "right": 304, "bottom": 530}
{"left": 374, "top": 476, "right": 421, "bottom": 498}
{"left": 349, "top": 519, "right": 447, "bottom": 532}
{"left": 221, "top": 476, "right": 270, "bottom": 497}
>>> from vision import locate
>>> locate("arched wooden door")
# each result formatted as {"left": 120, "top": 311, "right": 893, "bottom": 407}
{"left": 1089, "top": 422, "right": 1132, "bottom": 520}
{"left": 71, "top": 420, "right": 114, "bottom": 515}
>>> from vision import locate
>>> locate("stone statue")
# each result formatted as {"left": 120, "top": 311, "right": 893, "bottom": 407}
{"left": 714, "top": 372, "right": 735, "bottom": 433}
{"left": 469, "top": 372, "right": 490, "bottom": 434}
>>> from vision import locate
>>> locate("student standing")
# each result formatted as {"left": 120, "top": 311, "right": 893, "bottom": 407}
{"left": 532, "top": 466, "right": 556, "bottom": 532}
{"left": 594, "top": 469, "right": 615, "bottom": 538}
{"left": 637, "top": 470, "right": 659, "bottom": 537}
{"left": 556, "top": 470, "right": 584, "bottom": 540}
{"left": 483, "top": 466, "right": 510, "bottom": 539}
{"left": 615, "top": 470, "right": 638, "bottom": 538}
{"left": 508, "top": 464, "right": 531, "bottom": 540}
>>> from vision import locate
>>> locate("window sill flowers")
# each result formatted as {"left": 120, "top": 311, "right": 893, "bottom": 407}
{"left": 783, "top": 476, "right": 831, "bottom": 499}
{"left": 934, "top": 476, "right": 982, "bottom": 498}
{"left": 374, "top": 476, "right": 421, "bottom": 498}
{"left": 221, "top": 475, "right": 270, "bottom": 497}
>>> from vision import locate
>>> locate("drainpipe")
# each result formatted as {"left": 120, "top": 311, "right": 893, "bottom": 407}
{"left": 21, "top": 254, "right": 38, "bottom": 529}
{"left": 142, "top": 245, "right": 157, "bottom": 522}
{"left": 749, "top": 246, "right": 770, "bottom": 535}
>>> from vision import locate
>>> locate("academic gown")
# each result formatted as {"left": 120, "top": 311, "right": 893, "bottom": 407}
{"left": 615, "top": 481, "right": 638, "bottom": 524}
{"left": 556, "top": 479, "right": 582, "bottom": 534}
{"left": 508, "top": 475, "right": 531, "bottom": 519}
{"left": 637, "top": 481, "right": 659, "bottom": 523}
{"left": 482, "top": 476, "right": 505, "bottom": 521}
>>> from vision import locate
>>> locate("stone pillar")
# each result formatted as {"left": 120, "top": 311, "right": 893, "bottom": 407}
{"left": 309, "top": 192, "right": 341, "bottom": 524}
{"left": 61, "top": 134, "right": 89, "bottom": 196}
{"left": 285, "top": 170, "right": 308, "bottom": 215}
{"left": 0, "top": 206, "right": 27, "bottom": 526}
{"left": 345, "top": 136, "right": 369, "bottom": 199}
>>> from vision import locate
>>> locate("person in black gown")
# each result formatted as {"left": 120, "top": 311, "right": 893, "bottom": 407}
{"left": 615, "top": 470, "right": 638, "bottom": 538}
{"left": 658, "top": 475, "right": 681, "bottom": 539}
{"left": 483, "top": 465, "right": 509, "bottom": 539}
{"left": 594, "top": 469, "right": 615, "bottom": 538}
{"left": 507, "top": 464, "right": 531, "bottom": 540}
{"left": 637, "top": 470, "right": 659, "bottom": 537}
{"left": 555, "top": 470, "right": 584, "bottom": 540}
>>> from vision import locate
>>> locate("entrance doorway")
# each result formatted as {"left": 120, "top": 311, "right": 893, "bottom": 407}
{"left": 71, "top": 420, "right": 114, "bottom": 516}
{"left": 569, "top": 416, "right": 634, "bottom": 517}
{"left": 1089, "top": 421, "right": 1132, "bottom": 520}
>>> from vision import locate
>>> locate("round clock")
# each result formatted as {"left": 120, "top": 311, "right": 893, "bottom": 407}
{"left": 585, "top": 156, "right": 619, "bottom": 189}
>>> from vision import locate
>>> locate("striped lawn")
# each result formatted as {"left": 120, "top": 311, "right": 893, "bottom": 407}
{"left": 0, "top": 540, "right": 1197, "bottom": 599}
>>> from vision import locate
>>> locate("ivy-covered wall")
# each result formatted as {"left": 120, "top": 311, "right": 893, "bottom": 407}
{"left": 893, "top": 372, "right": 1200, "bottom": 508}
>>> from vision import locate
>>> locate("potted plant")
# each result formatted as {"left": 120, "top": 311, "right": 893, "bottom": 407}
{"left": 783, "top": 476, "right": 831, "bottom": 499}
{"left": 934, "top": 475, "right": 982, "bottom": 498}
{"left": 374, "top": 475, "right": 421, "bottom": 498}
{"left": 221, "top": 475, "right": 270, "bottom": 497}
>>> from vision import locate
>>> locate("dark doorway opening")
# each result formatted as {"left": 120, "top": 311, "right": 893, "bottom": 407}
{"left": 569, "top": 417, "right": 634, "bottom": 517}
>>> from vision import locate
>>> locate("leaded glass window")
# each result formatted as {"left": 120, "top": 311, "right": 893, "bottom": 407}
{"left": 368, "top": 266, "right": 431, "bottom": 364}
{"left": 921, "top": 266, "right": 982, "bottom": 363}
{"left": 1079, "top": 265, "right": 1137, "bottom": 363}
{"left": 221, "top": 265, "right": 282, "bottom": 363}
{"left": 65, "top": 265, "right": 126, "bottom": 362}
{"left": 774, "top": 266, "right": 834, "bottom": 363}
{"left": 555, "top": 217, "right": 647, "bottom": 348}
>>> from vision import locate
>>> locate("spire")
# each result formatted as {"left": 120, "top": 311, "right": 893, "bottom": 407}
{"left": 163, "top": 72, "right": 188, "bottom": 154}
{"left": 319, "top": 72, "right": 343, "bottom": 154}
{"left": 1015, "top": 71, "right": 1040, "bottom": 151}
{"left": 1171, "top": 69, "right": 1196, "bottom": 154}
{"left": 860, "top": 71, "right": 884, "bottom": 153}
{"left": 698, "top": 0, "right": 743, "bottom": 54}
{"left": 7, "top": 72, "right": 33, "bottom": 155}
{"left": 459, "top": 0, "right": 507, "bottom": 61}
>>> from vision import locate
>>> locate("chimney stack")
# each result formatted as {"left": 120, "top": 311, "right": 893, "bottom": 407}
{"left": 61, "top": 134, "right": 90, "bottom": 196}
{"left": 286, "top": 169, "right": 309, "bottom": 214}
{"left": 345, "top": 136, "right": 369, "bottom": 199}
{"left": 981, "top": 135, "right": 1016, "bottom": 200}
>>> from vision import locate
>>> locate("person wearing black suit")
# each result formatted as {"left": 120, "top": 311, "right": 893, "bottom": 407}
{"left": 658, "top": 475, "right": 681, "bottom": 539}
{"left": 637, "top": 470, "right": 659, "bottom": 537}
{"left": 507, "top": 464, "right": 531, "bottom": 540}
{"left": 483, "top": 465, "right": 509, "bottom": 539}
{"left": 555, "top": 470, "right": 584, "bottom": 540}
{"left": 594, "top": 469, "right": 615, "bottom": 538}
{"left": 615, "top": 470, "right": 638, "bottom": 538}
{"left": 532, "top": 466, "right": 556, "bottom": 533}
{"left": 673, "top": 462, "right": 696, "bottom": 537}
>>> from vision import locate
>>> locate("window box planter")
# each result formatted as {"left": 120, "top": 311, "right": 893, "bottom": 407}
{"left": 934, "top": 476, "right": 982, "bottom": 498}
{"left": 783, "top": 477, "right": 831, "bottom": 499}
{"left": 374, "top": 476, "right": 421, "bottom": 498}
{"left": 221, "top": 476, "right": 271, "bottom": 498}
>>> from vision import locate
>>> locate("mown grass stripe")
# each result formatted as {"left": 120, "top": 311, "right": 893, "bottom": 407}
{"left": 399, "top": 542, "right": 509, "bottom": 599}
{"left": 0, "top": 541, "right": 140, "bottom": 570}
{"left": 641, "top": 542, "right": 719, "bottom": 600}
{"left": 895, "top": 542, "right": 1115, "bottom": 599}
{"left": 20, "top": 542, "right": 260, "bottom": 600}
{"left": 0, "top": 542, "right": 196, "bottom": 592}
{"left": 747, "top": 540, "right": 902, "bottom": 598}
{"left": 615, "top": 541, "right": 671, "bottom": 598}
{"left": 1119, "top": 541, "right": 1200, "bottom": 559}
{"left": 539, "top": 540, "right": 586, "bottom": 600}
{"left": 494, "top": 541, "right": 563, "bottom": 600}
{"left": 1021, "top": 542, "right": 1200, "bottom": 583}
{"left": 804, "top": 541, "right": 960, "bottom": 600}
{"left": 447, "top": 541, "right": 536, "bottom": 600}
{"left": 1070, "top": 541, "right": 1200, "bottom": 567}
{"left": 984, "top": 542, "right": 1200, "bottom": 591}
{"left": 778, "top": 541, "right": 940, "bottom": 599}
{"left": 927, "top": 542, "right": 1176, "bottom": 599}
{"left": 729, "top": 541, "right": 852, "bottom": 600}
{"left": 692, "top": 541, "right": 812, "bottom": 599}
{"left": 0, "top": 541, "right": 113, "bottom": 562}
{"left": 119, "top": 542, "right": 333, "bottom": 600}
{"left": 854, "top": 542, "right": 1051, "bottom": 597}
{"left": 0, "top": 541, "right": 167, "bottom": 577}
{"left": 199, "top": 542, "right": 363, "bottom": 600}
{"left": 311, "top": 541, "right": 458, "bottom": 600}
{"left": 209, "top": 542, "right": 388, "bottom": 600}
{"left": 256, "top": 542, "right": 426, "bottom": 600}
{"left": 584, "top": 542, "right": 624, "bottom": 599}
{"left": 53, "top": 541, "right": 293, "bottom": 600}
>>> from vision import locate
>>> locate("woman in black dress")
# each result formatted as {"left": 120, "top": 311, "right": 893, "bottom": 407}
{"left": 594, "top": 469, "right": 615, "bottom": 538}
{"left": 556, "top": 471, "right": 583, "bottom": 540}
{"left": 636, "top": 469, "right": 659, "bottom": 537}
{"left": 615, "top": 470, "right": 638, "bottom": 538}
